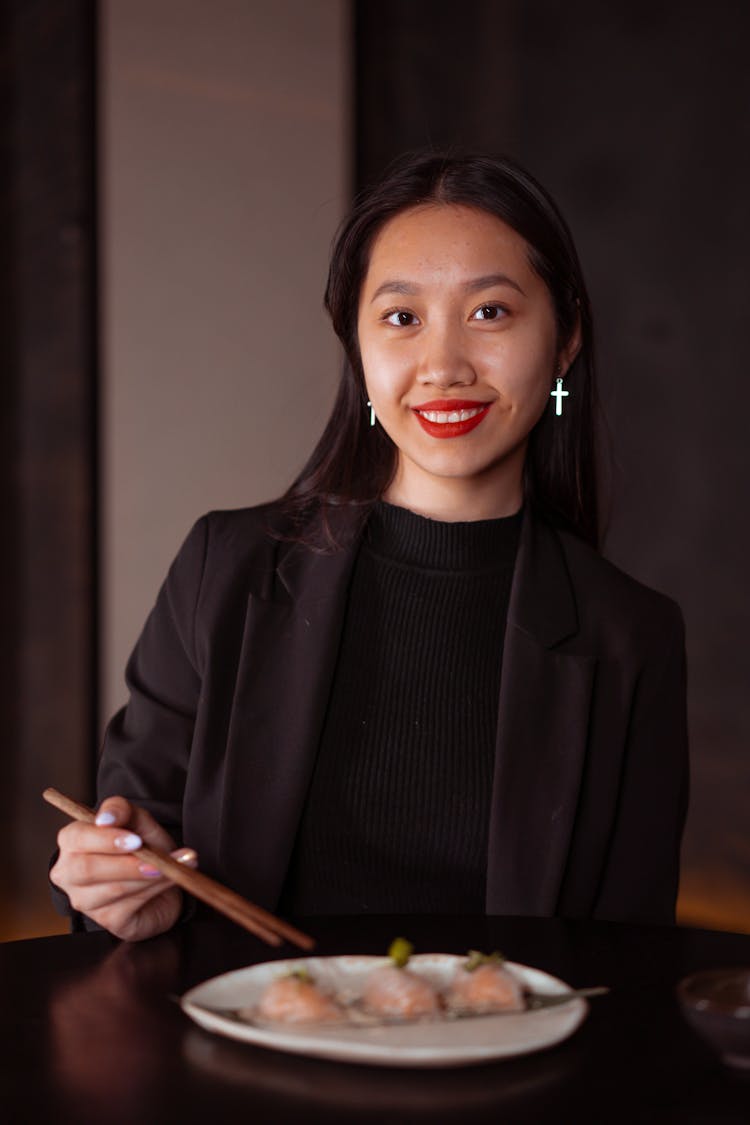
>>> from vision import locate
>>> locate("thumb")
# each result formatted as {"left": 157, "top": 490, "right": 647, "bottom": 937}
{"left": 94, "top": 795, "right": 133, "bottom": 828}
{"left": 171, "top": 847, "right": 198, "bottom": 868}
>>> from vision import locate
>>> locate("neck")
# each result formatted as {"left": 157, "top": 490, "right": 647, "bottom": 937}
{"left": 384, "top": 463, "right": 524, "bottom": 523}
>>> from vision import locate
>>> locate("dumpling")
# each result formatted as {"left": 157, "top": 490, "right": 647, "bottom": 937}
{"left": 255, "top": 969, "right": 345, "bottom": 1024}
{"left": 446, "top": 950, "right": 525, "bottom": 1013}
{"left": 361, "top": 938, "right": 441, "bottom": 1020}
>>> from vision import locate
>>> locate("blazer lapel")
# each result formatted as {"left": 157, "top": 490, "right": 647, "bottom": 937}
{"left": 218, "top": 513, "right": 359, "bottom": 908}
{"left": 486, "top": 511, "right": 595, "bottom": 915}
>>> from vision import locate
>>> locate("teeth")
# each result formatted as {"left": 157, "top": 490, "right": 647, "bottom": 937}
{"left": 418, "top": 406, "right": 485, "bottom": 424}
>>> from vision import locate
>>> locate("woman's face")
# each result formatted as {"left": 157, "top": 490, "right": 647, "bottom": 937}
{"left": 357, "top": 203, "right": 580, "bottom": 520}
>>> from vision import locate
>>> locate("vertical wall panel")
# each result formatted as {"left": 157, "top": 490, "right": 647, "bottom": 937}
{"left": 100, "top": 1, "right": 350, "bottom": 721}
{"left": 0, "top": 0, "right": 96, "bottom": 939}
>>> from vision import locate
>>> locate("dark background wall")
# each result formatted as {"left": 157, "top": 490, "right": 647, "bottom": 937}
{"left": 0, "top": 0, "right": 97, "bottom": 940}
{"left": 357, "top": 0, "right": 750, "bottom": 929}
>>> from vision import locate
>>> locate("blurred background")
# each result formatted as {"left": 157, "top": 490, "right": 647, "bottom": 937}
{"left": 1, "top": 0, "right": 747, "bottom": 940}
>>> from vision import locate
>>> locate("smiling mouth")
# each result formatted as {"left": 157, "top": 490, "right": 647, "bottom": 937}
{"left": 412, "top": 401, "right": 491, "bottom": 438}
{"left": 416, "top": 405, "right": 486, "bottom": 424}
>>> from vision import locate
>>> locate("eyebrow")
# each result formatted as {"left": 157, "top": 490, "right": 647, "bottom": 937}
{"left": 369, "top": 273, "right": 527, "bottom": 303}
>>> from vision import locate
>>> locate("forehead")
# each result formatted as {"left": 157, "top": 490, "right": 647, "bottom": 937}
{"left": 363, "top": 203, "right": 535, "bottom": 286}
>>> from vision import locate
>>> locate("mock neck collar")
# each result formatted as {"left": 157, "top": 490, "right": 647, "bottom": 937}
{"left": 365, "top": 500, "right": 523, "bottom": 572}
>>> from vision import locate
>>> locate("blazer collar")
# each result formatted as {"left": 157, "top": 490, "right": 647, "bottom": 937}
{"left": 508, "top": 508, "right": 579, "bottom": 648}
{"left": 275, "top": 504, "right": 363, "bottom": 608}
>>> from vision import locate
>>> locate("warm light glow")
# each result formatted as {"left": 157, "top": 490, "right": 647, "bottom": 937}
{"left": 0, "top": 904, "right": 68, "bottom": 943}
{"left": 1, "top": 877, "right": 748, "bottom": 942}
{"left": 677, "top": 869, "right": 750, "bottom": 935}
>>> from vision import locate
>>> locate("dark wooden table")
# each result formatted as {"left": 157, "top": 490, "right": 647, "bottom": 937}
{"left": 1, "top": 913, "right": 749, "bottom": 1124}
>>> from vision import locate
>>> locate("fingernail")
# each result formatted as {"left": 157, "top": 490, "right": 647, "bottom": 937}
{"left": 95, "top": 810, "right": 117, "bottom": 826}
{"left": 174, "top": 848, "right": 198, "bottom": 867}
{"left": 114, "top": 832, "right": 142, "bottom": 851}
{"left": 138, "top": 864, "right": 161, "bottom": 878}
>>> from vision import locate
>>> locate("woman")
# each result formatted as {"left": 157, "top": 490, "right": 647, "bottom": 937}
{"left": 51, "top": 151, "right": 689, "bottom": 940}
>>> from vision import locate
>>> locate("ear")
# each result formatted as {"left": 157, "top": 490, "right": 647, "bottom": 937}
{"left": 557, "top": 310, "right": 583, "bottom": 376}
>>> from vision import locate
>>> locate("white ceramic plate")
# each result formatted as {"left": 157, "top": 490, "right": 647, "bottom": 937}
{"left": 181, "top": 954, "right": 588, "bottom": 1068}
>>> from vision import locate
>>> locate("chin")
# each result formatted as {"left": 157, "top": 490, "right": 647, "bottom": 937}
{"left": 418, "top": 445, "right": 517, "bottom": 480}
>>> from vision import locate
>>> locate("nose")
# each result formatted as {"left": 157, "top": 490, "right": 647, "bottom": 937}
{"left": 416, "top": 323, "right": 477, "bottom": 388}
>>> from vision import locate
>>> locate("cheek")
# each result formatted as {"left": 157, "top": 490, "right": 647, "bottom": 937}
{"left": 360, "top": 342, "right": 412, "bottom": 399}
{"left": 486, "top": 334, "right": 556, "bottom": 401}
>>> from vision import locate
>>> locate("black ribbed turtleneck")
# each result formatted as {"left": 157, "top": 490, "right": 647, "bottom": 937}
{"left": 279, "top": 501, "right": 522, "bottom": 915}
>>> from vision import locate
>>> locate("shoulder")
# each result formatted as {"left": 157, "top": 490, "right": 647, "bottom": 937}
{"left": 162, "top": 502, "right": 282, "bottom": 581}
{"left": 196, "top": 500, "right": 362, "bottom": 561}
{"left": 198, "top": 500, "right": 294, "bottom": 557}
{"left": 553, "top": 524, "right": 685, "bottom": 653}
{"left": 172, "top": 500, "right": 356, "bottom": 606}
{"left": 155, "top": 501, "right": 289, "bottom": 594}
{"left": 169, "top": 501, "right": 298, "bottom": 592}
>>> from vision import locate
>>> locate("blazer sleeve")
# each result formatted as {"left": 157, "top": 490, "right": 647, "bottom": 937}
{"left": 593, "top": 601, "right": 690, "bottom": 925}
{"left": 95, "top": 515, "right": 209, "bottom": 840}
{"left": 50, "top": 516, "right": 208, "bottom": 925}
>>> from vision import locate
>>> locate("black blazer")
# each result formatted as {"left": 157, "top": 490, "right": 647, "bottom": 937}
{"left": 97, "top": 502, "right": 689, "bottom": 925}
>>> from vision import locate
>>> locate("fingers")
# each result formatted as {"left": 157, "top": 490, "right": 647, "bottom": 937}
{"left": 93, "top": 795, "right": 133, "bottom": 828}
{"left": 55, "top": 820, "right": 143, "bottom": 861}
{"left": 49, "top": 794, "right": 198, "bottom": 942}
{"left": 52, "top": 828, "right": 198, "bottom": 889}
{"left": 51, "top": 794, "right": 197, "bottom": 899}
{"left": 137, "top": 847, "right": 198, "bottom": 878}
{"left": 95, "top": 797, "right": 177, "bottom": 853}
{"left": 59, "top": 846, "right": 197, "bottom": 889}
{"left": 51, "top": 842, "right": 200, "bottom": 937}
{"left": 62, "top": 851, "right": 152, "bottom": 887}
{"left": 171, "top": 846, "right": 198, "bottom": 866}
{"left": 71, "top": 849, "right": 196, "bottom": 941}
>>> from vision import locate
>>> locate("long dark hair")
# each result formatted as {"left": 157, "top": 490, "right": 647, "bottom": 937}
{"left": 282, "top": 150, "right": 601, "bottom": 548}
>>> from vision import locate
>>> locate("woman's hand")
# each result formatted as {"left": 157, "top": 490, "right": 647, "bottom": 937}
{"left": 49, "top": 796, "right": 198, "bottom": 942}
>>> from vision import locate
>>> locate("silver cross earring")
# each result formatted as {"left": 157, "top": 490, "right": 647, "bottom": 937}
{"left": 550, "top": 371, "right": 569, "bottom": 417}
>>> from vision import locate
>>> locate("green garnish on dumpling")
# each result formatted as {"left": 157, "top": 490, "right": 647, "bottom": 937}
{"left": 285, "top": 967, "right": 313, "bottom": 983}
{"left": 388, "top": 937, "right": 414, "bottom": 968}
{"left": 463, "top": 949, "right": 506, "bottom": 973}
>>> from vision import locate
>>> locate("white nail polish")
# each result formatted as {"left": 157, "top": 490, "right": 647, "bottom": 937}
{"left": 114, "top": 832, "right": 142, "bottom": 851}
{"left": 95, "top": 810, "right": 117, "bottom": 826}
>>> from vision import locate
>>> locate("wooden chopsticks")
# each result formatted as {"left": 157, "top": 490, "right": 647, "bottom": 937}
{"left": 43, "top": 787, "right": 314, "bottom": 951}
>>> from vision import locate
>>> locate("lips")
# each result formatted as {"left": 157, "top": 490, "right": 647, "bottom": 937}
{"left": 412, "top": 399, "right": 491, "bottom": 439}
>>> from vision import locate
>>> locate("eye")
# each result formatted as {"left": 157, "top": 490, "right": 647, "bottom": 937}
{"left": 471, "top": 303, "right": 508, "bottom": 322}
{"left": 383, "top": 309, "right": 419, "bottom": 327}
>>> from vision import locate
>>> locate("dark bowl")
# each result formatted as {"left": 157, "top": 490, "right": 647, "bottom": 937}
{"left": 677, "top": 968, "right": 750, "bottom": 1069}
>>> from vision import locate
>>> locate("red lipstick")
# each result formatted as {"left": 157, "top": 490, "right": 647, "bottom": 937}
{"left": 412, "top": 399, "right": 491, "bottom": 439}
